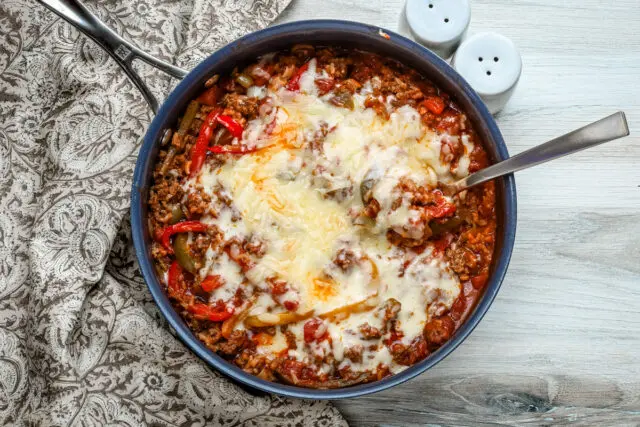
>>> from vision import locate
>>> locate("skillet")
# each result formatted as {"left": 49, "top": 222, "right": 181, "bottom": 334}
{"left": 40, "top": 0, "right": 517, "bottom": 399}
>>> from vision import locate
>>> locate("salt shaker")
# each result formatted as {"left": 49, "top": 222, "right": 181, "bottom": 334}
{"left": 452, "top": 32, "right": 522, "bottom": 114}
{"left": 405, "top": 0, "right": 471, "bottom": 59}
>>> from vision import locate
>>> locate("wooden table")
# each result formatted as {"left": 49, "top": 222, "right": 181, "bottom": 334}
{"left": 276, "top": 1, "right": 640, "bottom": 425}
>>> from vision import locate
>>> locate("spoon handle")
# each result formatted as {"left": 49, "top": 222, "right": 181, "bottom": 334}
{"left": 461, "top": 111, "right": 630, "bottom": 191}
{"left": 37, "top": 0, "right": 188, "bottom": 113}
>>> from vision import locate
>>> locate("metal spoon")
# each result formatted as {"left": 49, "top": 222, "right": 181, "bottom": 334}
{"left": 444, "top": 111, "right": 630, "bottom": 195}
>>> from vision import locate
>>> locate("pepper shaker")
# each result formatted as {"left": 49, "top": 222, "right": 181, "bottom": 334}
{"left": 452, "top": 32, "right": 522, "bottom": 114}
{"left": 405, "top": 0, "right": 471, "bottom": 59}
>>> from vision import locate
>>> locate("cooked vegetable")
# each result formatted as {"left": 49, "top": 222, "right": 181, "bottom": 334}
{"left": 186, "top": 302, "right": 234, "bottom": 321}
{"left": 318, "top": 294, "right": 379, "bottom": 322}
{"left": 160, "top": 220, "right": 209, "bottom": 251}
{"left": 222, "top": 296, "right": 256, "bottom": 339}
{"left": 216, "top": 114, "right": 244, "bottom": 139}
{"left": 204, "top": 74, "right": 219, "bottom": 88}
{"left": 159, "top": 146, "right": 177, "bottom": 175}
{"left": 360, "top": 168, "right": 380, "bottom": 204}
{"left": 329, "top": 90, "right": 354, "bottom": 110}
{"left": 423, "top": 96, "right": 445, "bottom": 115}
{"left": 197, "top": 86, "right": 219, "bottom": 106}
{"left": 235, "top": 74, "right": 254, "bottom": 89}
{"left": 169, "top": 205, "right": 183, "bottom": 224}
{"left": 208, "top": 145, "right": 260, "bottom": 155}
{"left": 470, "top": 273, "right": 489, "bottom": 289}
{"left": 201, "top": 275, "right": 224, "bottom": 293}
{"left": 189, "top": 109, "right": 221, "bottom": 177}
{"left": 303, "top": 317, "right": 328, "bottom": 343}
{"left": 178, "top": 101, "right": 200, "bottom": 135}
{"left": 173, "top": 233, "right": 198, "bottom": 274}
{"left": 213, "top": 127, "right": 235, "bottom": 146}
{"left": 425, "top": 191, "right": 456, "bottom": 219}
{"left": 286, "top": 62, "right": 310, "bottom": 91}
{"left": 244, "top": 310, "right": 314, "bottom": 328}
{"left": 167, "top": 261, "right": 183, "bottom": 294}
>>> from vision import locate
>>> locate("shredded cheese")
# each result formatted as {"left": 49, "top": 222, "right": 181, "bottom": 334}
{"left": 183, "top": 69, "right": 475, "bottom": 375}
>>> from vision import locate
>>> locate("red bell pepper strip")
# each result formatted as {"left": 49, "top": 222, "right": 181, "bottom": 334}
{"left": 432, "top": 232, "right": 454, "bottom": 255}
{"left": 189, "top": 109, "right": 221, "bottom": 177}
{"left": 314, "top": 77, "right": 335, "bottom": 95}
{"left": 423, "top": 96, "right": 446, "bottom": 115}
{"left": 470, "top": 273, "right": 489, "bottom": 289}
{"left": 425, "top": 191, "right": 456, "bottom": 219}
{"left": 196, "top": 86, "right": 219, "bottom": 106}
{"left": 201, "top": 275, "right": 225, "bottom": 293}
{"left": 303, "top": 318, "right": 328, "bottom": 343}
{"left": 216, "top": 114, "right": 244, "bottom": 139}
{"left": 208, "top": 145, "right": 260, "bottom": 155}
{"left": 186, "top": 302, "right": 234, "bottom": 321}
{"left": 286, "top": 62, "right": 310, "bottom": 91}
{"left": 167, "top": 261, "right": 184, "bottom": 294}
{"left": 160, "top": 220, "right": 209, "bottom": 251}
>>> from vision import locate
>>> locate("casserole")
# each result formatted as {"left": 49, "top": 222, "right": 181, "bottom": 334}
{"left": 132, "top": 21, "right": 516, "bottom": 398}
{"left": 37, "top": 2, "right": 517, "bottom": 398}
{"left": 148, "top": 45, "right": 499, "bottom": 388}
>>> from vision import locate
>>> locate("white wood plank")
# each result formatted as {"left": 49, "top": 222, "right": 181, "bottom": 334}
{"left": 275, "top": 1, "right": 640, "bottom": 424}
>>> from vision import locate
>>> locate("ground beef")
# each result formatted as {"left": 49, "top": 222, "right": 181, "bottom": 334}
{"left": 379, "top": 298, "right": 401, "bottom": 333}
{"left": 283, "top": 328, "right": 297, "bottom": 350}
{"left": 364, "top": 96, "right": 389, "bottom": 120}
{"left": 185, "top": 190, "right": 211, "bottom": 218}
{"left": 424, "top": 316, "right": 454, "bottom": 347}
{"left": 190, "top": 234, "right": 212, "bottom": 262}
{"left": 343, "top": 345, "right": 364, "bottom": 363}
{"left": 308, "top": 122, "right": 331, "bottom": 152}
{"left": 320, "top": 56, "right": 350, "bottom": 79}
{"left": 395, "top": 86, "right": 424, "bottom": 104}
{"left": 446, "top": 243, "right": 478, "bottom": 277}
{"left": 358, "top": 323, "right": 382, "bottom": 340}
{"left": 197, "top": 325, "right": 223, "bottom": 349}
{"left": 244, "top": 236, "right": 266, "bottom": 257}
{"left": 396, "top": 178, "right": 437, "bottom": 206}
{"left": 337, "top": 78, "right": 362, "bottom": 93}
{"left": 148, "top": 179, "right": 184, "bottom": 225}
{"left": 222, "top": 93, "right": 259, "bottom": 119}
{"left": 389, "top": 336, "right": 428, "bottom": 366}
{"left": 334, "top": 248, "right": 358, "bottom": 271}
{"left": 224, "top": 238, "right": 255, "bottom": 272}
{"left": 217, "top": 330, "right": 249, "bottom": 357}
{"left": 363, "top": 198, "right": 381, "bottom": 219}
{"left": 387, "top": 227, "right": 432, "bottom": 248}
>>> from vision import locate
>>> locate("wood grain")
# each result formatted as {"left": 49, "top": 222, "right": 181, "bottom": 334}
{"left": 275, "top": 1, "right": 640, "bottom": 425}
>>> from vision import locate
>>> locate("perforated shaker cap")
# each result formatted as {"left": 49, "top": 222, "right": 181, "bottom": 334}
{"left": 405, "top": 0, "right": 471, "bottom": 59}
{"left": 453, "top": 32, "right": 522, "bottom": 113}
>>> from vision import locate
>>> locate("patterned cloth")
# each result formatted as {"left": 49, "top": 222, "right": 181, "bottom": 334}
{"left": 0, "top": 1, "right": 347, "bottom": 425}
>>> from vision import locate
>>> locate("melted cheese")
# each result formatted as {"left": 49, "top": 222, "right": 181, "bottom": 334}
{"left": 183, "top": 70, "right": 478, "bottom": 376}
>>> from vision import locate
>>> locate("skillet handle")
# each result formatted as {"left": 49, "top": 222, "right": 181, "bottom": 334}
{"left": 37, "top": 0, "right": 189, "bottom": 114}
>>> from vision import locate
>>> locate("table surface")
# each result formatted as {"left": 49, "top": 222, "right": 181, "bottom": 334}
{"left": 275, "top": 1, "right": 640, "bottom": 425}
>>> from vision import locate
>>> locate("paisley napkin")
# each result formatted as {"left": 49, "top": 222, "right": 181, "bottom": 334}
{"left": 0, "top": 0, "right": 347, "bottom": 425}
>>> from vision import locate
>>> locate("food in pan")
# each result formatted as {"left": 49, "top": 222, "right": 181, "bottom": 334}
{"left": 148, "top": 45, "right": 496, "bottom": 388}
